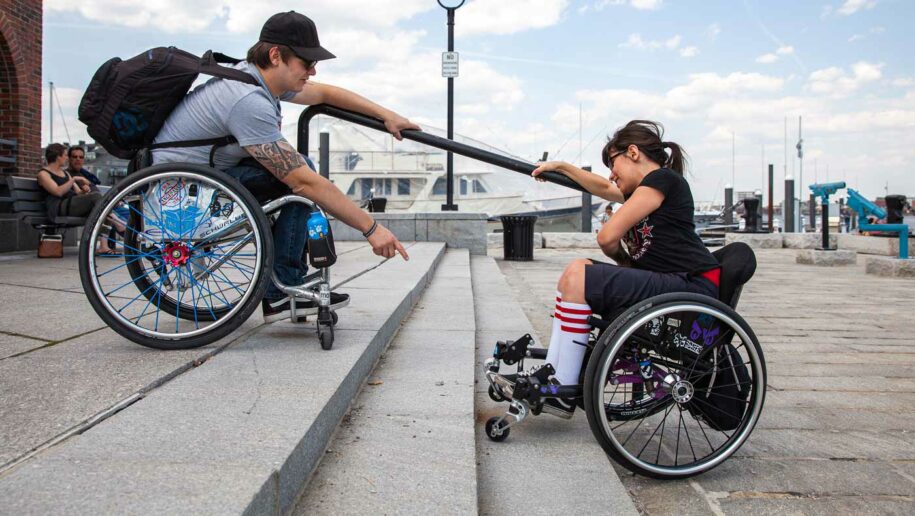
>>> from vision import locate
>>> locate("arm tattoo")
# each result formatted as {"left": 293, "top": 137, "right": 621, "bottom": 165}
{"left": 244, "top": 139, "right": 309, "bottom": 180}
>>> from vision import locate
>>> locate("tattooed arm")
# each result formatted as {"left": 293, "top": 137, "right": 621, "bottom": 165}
{"left": 244, "top": 139, "right": 409, "bottom": 260}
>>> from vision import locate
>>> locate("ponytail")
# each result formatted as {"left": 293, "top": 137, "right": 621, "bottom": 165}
{"left": 603, "top": 120, "right": 689, "bottom": 176}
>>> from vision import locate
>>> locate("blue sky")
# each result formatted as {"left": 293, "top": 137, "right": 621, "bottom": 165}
{"left": 42, "top": 0, "right": 913, "bottom": 203}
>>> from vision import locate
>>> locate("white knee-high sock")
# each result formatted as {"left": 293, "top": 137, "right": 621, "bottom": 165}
{"left": 552, "top": 300, "right": 592, "bottom": 385}
{"left": 545, "top": 291, "right": 562, "bottom": 368}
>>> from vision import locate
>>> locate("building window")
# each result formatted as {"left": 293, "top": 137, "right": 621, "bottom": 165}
{"left": 432, "top": 177, "right": 446, "bottom": 196}
{"left": 397, "top": 178, "right": 410, "bottom": 196}
{"left": 473, "top": 179, "right": 487, "bottom": 193}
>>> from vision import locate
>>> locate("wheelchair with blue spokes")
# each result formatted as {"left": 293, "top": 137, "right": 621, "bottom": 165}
{"left": 483, "top": 243, "right": 766, "bottom": 479}
{"left": 78, "top": 162, "right": 343, "bottom": 350}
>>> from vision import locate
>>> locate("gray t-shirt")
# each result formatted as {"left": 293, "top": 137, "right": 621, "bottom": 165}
{"left": 152, "top": 61, "right": 296, "bottom": 170}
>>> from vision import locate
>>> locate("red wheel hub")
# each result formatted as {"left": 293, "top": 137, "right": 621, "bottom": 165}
{"left": 163, "top": 241, "right": 190, "bottom": 267}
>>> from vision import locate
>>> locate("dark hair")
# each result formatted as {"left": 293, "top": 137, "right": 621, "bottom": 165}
{"left": 68, "top": 145, "right": 85, "bottom": 158}
{"left": 601, "top": 120, "right": 688, "bottom": 175}
{"left": 246, "top": 42, "right": 296, "bottom": 68}
{"left": 45, "top": 143, "right": 67, "bottom": 164}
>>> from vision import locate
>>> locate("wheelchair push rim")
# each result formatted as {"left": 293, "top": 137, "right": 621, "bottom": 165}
{"left": 589, "top": 300, "right": 765, "bottom": 478}
{"left": 83, "top": 169, "right": 268, "bottom": 343}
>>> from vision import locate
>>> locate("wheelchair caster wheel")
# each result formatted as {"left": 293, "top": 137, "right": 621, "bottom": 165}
{"left": 318, "top": 324, "right": 334, "bottom": 350}
{"left": 485, "top": 417, "right": 510, "bottom": 442}
{"left": 331, "top": 311, "right": 338, "bottom": 326}
{"left": 488, "top": 385, "right": 506, "bottom": 403}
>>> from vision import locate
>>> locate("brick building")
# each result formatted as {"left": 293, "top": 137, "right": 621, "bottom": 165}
{"left": 0, "top": 1, "right": 43, "bottom": 251}
{"left": 0, "top": 0, "right": 42, "bottom": 179}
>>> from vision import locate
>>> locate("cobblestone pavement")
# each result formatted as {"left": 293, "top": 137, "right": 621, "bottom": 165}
{"left": 496, "top": 247, "right": 915, "bottom": 516}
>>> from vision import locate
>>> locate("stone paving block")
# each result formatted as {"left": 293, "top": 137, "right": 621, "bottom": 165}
{"left": 783, "top": 232, "right": 838, "bottom": 249}
{"left": 542, "top": 232, "right": 600, "bottom": 248}
{"left": 795, "top": 249, "right": 857, "bottom": 266}
{"left": 839, "top": 233, "right": 915, "bottom": 257}
{"left": 700, "top": 457, "right": 915, "bottom": 496}
{"left": 0, "top": 333, "right": 47, "bottom": 359}
{"left": 865, "top": 256, "right": 915, "bottom": 278}
{"left": 725, "top": 232, "right": 784, "bottom": 248}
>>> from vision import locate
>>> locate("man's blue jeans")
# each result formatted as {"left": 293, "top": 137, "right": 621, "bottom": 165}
{"left": 224, "top": 157, "right": 315, "bottom": 302}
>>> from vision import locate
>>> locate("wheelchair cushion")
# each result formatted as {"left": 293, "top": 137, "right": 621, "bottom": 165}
{"left": 712, "top": 242, "right": 756, "bottom": 308}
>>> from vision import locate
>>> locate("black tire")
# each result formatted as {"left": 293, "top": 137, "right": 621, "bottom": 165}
{"left": 485, "top": 417, "right": 510, "bottom": 442}
{"left": 488, "top": 385, "right": 506, "bottom": 403}
{"left": 79, "top": 164, "right": 273, "bottom": 350}
{"left": 319, "top": 324, "right": 334, "bottom": 350}
{"left": 583, "top": 292, "right": 766, "bottom": 479}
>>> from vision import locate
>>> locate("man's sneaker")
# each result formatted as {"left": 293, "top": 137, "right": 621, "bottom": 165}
{"left": 261, "top": 293, "right": 350, "bottom": 323}
{"left": 541, "top": 396, "right": 576, "bottom": 419}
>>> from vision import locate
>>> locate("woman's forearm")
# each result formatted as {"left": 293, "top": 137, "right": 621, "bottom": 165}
{"left": 558, "top": 164, "right": 623, "bottom": 202}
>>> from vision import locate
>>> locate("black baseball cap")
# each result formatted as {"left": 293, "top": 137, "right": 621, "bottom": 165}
{"left": 259, "top": 11, "right": 336, "bottom": 62}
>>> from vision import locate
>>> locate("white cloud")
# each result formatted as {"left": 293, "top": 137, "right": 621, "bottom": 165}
{"left": 837, "top": 0, "right": 878, "bottom": 16}
{"left": 849, "top": 34, "right": 865, "bottom": 43}
{"left": 630, "top": 0, "right": 663, "bottom": 10}
{"left": 706, "top": 23, "right": 721, "bottom": 40}
{"left": 679, "top": 46, "right": 699, "bottom": 58}
{"left": 891, "top": 78, "right": 915, "bottom": 87}
{"left": 456, "top": 0, "right": 569, "bottom": 37}
{"left": 582, "top": 0, "right": 663, "bottom": 11}
{"left": 755, "top": 45, "right": 794, "bottom": 64}
{"left": 619, "top": 33, "right": 681, "bottom": 51}
{"left": 45, "top": 0, "right": 437, "bottom": 33}
{"left": 808, "top": 61, "right": 883, "bottom": 97}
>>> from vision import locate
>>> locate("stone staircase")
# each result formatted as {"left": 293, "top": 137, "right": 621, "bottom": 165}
{"left": 0, "top": 243, "right": 637, "bottom": 515}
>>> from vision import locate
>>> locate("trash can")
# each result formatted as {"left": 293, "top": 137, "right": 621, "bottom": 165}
{"left": 742, "top": 197, "right": 760, "bottom": 232}
{"left": 885, "top": 195, "right": 906, "bottom": 224}
{"left": 500, "top": 215, "right": 537, "bottom": 261}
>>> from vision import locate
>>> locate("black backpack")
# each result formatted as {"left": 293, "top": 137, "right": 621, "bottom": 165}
{"left": 688, "top": 342, "right": 751, "bottom": 431}
{"left": 78, "top": 47, "right": 259, "bottom": 160}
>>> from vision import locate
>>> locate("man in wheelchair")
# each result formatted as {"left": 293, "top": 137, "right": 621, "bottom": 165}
{"left": 504, "top": 120, "right": 721, "bottom": 418}
{"left": 151, "top": 11, "right": 415, "bottom": 323}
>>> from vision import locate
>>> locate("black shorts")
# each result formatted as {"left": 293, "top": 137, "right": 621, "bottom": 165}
{"left": 584, "top": 261, "right": 718, "bottom": 318}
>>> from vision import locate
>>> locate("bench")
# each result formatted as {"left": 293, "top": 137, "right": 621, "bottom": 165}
{"left": 6, "top": 175, "right": 87, "bottom": 239}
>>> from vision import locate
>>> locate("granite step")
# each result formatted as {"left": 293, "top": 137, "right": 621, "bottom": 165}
{"left": 0, "top": 242, "right": 445, "bottom": 515}
{"left": 293, "top": 249, "right": 477, "bottom": 514}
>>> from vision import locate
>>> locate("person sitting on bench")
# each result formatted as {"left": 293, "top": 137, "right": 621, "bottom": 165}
{"left": 36, "top": 143, "right": 125, "bottom": 255}
{"left": 525, "top": 120, "right": 721, "bottom": 418}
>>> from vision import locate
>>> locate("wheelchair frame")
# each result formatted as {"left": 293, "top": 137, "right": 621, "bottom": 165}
{"left": 78, "top": 163, "right": 344, "bottom": 350}
{"left": 482, "top": 287, "right": 766, "bottom": 480}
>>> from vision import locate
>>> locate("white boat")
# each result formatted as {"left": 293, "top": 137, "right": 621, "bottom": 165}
{"left": 297, "top": 117, "right": 600, "bottom": 227}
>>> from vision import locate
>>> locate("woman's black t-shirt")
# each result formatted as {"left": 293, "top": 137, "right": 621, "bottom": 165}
{"left": 622, "top": 168, "right": 719, "bottom": 274}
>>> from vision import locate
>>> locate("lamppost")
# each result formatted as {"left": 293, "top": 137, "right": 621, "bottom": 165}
{"left": 438, "top": 0, "right": 464, "bottom": 211}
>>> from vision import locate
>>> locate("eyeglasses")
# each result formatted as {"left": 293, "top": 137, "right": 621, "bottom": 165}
{"left": 607, "top": 150, "right": 626, "bottom": 171}
{"left": 303, "top": 59, "right": 317, "bottom": 70}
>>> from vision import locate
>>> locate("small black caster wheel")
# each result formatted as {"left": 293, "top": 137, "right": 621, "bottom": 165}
{"left": 331, "top": 311, "right": 338, "bottom": 326}
{"left": 485, "top": 416, "right": 510, "bottom": 442}
{"left": 488, "top": 385, "right": 506, "bottom": 403}
{"left": 318, "top": 323, "right": 334, "bottom": 350}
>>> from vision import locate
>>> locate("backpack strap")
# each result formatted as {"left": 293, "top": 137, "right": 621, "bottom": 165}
{"left": 199, "top": 50, "right": 260, "bottom": 86}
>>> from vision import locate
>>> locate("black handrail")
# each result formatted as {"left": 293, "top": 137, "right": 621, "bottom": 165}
{"left": 296, "top": 104, "right": 587, "bottom": 194}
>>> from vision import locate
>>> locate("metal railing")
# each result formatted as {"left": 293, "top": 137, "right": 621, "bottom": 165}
{"left": 296, "top": 104, "right": 587, "bottom": 194}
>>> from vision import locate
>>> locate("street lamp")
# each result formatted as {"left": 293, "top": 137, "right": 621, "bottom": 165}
{"left": 438, "top": 0, "right": 464, "bottom": 211}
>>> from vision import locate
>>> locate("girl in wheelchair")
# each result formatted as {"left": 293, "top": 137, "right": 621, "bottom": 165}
{"left": 527, "top": 120, "right": 719, "bottom": 416}
{"left": 485, "top": 120, "right": 764, "bottom": 479}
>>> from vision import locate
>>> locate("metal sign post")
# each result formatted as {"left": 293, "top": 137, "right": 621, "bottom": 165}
{"left": 438, "top": 0, "right": 464, "bottom": 211}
